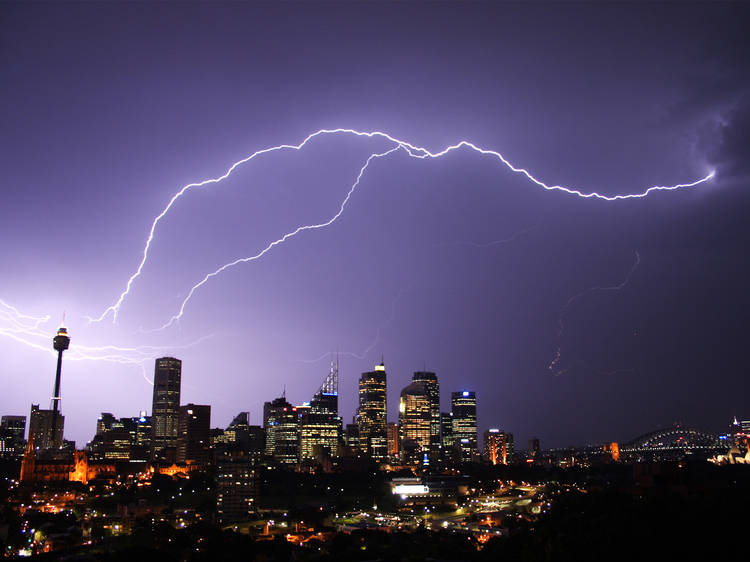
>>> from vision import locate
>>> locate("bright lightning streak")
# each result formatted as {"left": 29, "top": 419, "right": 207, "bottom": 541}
{"left": 0, "top": 299, "right": 55, "bottom": 356}
{"left": 150, "top": 145, "right": 404, "bottom": 331}
{"left": 65, "top": 334, "right": 215, "bottom": 364}
{"left": 91, "top": 128, "right": 715, "bottom": 325}
{"left": 549, "top": 250, "right": 641, "bottom": 375}
{"left": 0, "top": 299, "right": 50, "bottom": 327}
{"left": 0, "top": 296, "right": 212, "bottom": 373}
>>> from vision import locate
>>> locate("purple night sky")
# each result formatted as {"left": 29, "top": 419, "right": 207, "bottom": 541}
{"left": 1, "top": 2, "right": 748, "bottom": 449}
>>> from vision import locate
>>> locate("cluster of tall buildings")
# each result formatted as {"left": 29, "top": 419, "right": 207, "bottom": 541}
{"left": 5, "top": 325, "right": 513, "bottom": 470}
{"left": 80, "top": 357, "right": 212, "bottom": 466}
{"left": 351, "top": 363, "right": 502, "bottom": 466}
{"left": 257, "top": 361, "right": 489, "bottom": 467}
{"left": 2, "top": 326, "right": 521, "bottom": 521}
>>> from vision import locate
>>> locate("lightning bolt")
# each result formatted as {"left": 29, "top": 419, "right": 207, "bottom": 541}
{"left": 549, "top": 250, "right": 641, "bottom": 375}
{"left": 87, "top": 128, "right": 715, "bottom": 326}
{"left": 0, "top": 296, "right": 212, "bottom": 379}
{"left": 149, "top": 144, "right": 404, "bottom": 331}
{"left": 0, "top": 299, "right": 55, "bottom": 354}
{"left": 437, "top": 224, "right": 538, "bottom": 249}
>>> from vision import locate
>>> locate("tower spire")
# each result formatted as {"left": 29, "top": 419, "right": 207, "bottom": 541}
{"left": 320, "top": 358, "right": 338, "bottom": 395}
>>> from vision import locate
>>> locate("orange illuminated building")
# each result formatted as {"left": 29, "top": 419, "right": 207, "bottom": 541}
{"left": 21, "top": 438, "right": 116, "bottom": 484}
{"left": 483, "top": 429, "right": 512, "bottom": 465}
{"left": 387, "top": 422, "right": 399, "bottom": 457}
{"left": 603, "top": 442, "right": 620, "bottom": 462}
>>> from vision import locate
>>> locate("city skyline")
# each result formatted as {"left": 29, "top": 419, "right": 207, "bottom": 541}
{"left": 2, "top": 3, "right": 749, "bottom": 449}
{"left": 7, "top": 343, "right": 740, "bottom": 456}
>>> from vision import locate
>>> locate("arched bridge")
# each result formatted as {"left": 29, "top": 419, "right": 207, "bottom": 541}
{"left": 623, "top": 426, "right": 719, "bottom": 452}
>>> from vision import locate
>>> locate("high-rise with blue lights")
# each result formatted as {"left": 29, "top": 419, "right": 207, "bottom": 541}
{"left": 451, "top": 391, "right": 477, "bottom": 463}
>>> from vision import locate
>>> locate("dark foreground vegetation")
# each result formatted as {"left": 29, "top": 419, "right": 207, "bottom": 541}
{"left": 6, "top": 461, "right": 750, "bottom": 561}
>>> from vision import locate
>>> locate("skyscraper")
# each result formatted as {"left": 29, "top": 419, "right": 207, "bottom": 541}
{"left": 299, "top": 361, "right": 341, "bottom": 460}
{"left": 483, "top": 428, "right": 513, "bottom": 465}
{"left": 344, "top": 423, "right": 360, "bottom": 450}
{"left": 264, "top": 396, "right": 299, "bottom": 464}
{"left": 28, "top": 404, "right": 63, "bottom": 450}
{"left": 177, "top": 404, "right": 211, "bottom": 464}
{"left": 217, "top": 448, "right": 256, "bottom": 524}
{"left": 441, "top": 411, "right": 453, "bottom": 450}
{"left": 399, "top": 382, "right": 431, "bottom": 464}
{"left": 151, "top": 357, "right": 182, "bottom": 462}
{"left": 127, "top": 412, "right": 152, "bottom": 461}
{"left": 412, "top": 371, "right": 440, "bottom": 460}
{"left": 451, "top": 391, "right": 478, "bottom": 463}
{"left": 0, "top": 415, "right": 26, "bottom": 457}
{"left": 213, "top": 412, "right": 264, "bottom": 462}
{"left": 358, "top": 362, "right": 388, "bottom": 461}
{"left": 87, "top": 412, "right": 131, "bottom": 461}
{"left": 223, "top": 412, "right": 250, "bottom": 450}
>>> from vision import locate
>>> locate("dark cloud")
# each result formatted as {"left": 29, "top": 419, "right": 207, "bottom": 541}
{"left": 708, "top": 94, "right": 750, "bottom": 179}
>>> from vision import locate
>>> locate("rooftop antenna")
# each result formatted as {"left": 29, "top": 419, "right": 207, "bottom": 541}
{"left": 320, "top": 355, "right": 338, "bottom": 395}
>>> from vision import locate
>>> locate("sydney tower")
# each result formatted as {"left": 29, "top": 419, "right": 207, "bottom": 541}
{"left": 51, "top": 326, "right": 70, "bottom": 414}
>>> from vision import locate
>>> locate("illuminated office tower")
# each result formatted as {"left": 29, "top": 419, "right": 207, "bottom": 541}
{"left": 0, "top": 416, "right": 26, "bottom": 458}
{"left": 358, "top": 362, "right": 388, "bottom": 461}
{"left": 28, "top": 405, "right": 63, "bottom": 450}
{"left": 217, "top": 449, "right": 256, "bottom": 524}
{"left": 263, "top": 401, "right": 274, "bottom": 453}
{"left": 227, "top": 412, "right": 263, "bottom": 455}
{"left": 126, "top": 412, "right": 152, "bottom": 461}
{"left": 399, "top": 382, "right": 431, "bottom": 464}
{"left": 441, "top": 412, "right": 453, "bottom": 449}
{"left": 87, "top": 412, "right": 151, "bottom": 463}
{"left": 451, "top": 391, "right": 478, "bottom": 463}
{"left": 177, "top": 404, "right": 211, "bottom": 464}
{"left": 151, "top": 357, "right": 182, "bottom": 461}
{"left": 484, "top": 428, "right": 500, "bottom": 465}
{"left": 95, "top": 413, "right": 117, "bottom": 436}
{"left": 299, "top": 361, "right": 341, "bottom": 460}
{"left": 344, "top": 423, "right": 360, "bottom": 450}
{"left": 1, "top": 415, "right": 25, "bottom": 443}
{"left": 214, "top": 412, "right": 264, "bottom": 461}
{"left": 483, "top": 428, "right": 513, "bottom": 465}
{"left": 412, "top": 371, "right": 440, "bottom": 460}
{"left": 264, "top": 396, "right": 298, "bottom": 464}
{"left": 87, "top": 413, "right": 131, "bottom": 461}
